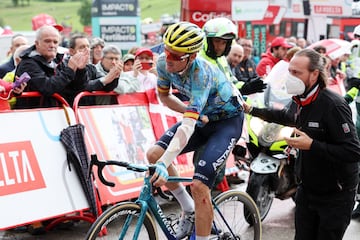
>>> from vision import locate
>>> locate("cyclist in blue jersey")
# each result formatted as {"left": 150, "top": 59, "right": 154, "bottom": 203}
{"left": 146, "top": 22, "right": 245, "bottom": 240}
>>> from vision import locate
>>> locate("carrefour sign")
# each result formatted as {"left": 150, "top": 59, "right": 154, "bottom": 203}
{"left": 192, "top": 12, "right": 231, "bottom": 22}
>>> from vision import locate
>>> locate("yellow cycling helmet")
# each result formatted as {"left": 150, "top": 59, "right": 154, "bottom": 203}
{"left": 163, "top": 21, "right": 205, "bottom": 53}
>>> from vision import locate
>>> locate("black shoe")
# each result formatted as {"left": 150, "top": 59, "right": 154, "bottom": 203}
{"left": 27, "top": 222, "right": 46, "bottom": 235}
{"left": 9, "top": 226, "right": 28, "bottom": 233}
{"left": 55, "top": 220, "right": 74, "bottom": 230}
{"left": 226, "top": 175, "right": 245, "bottom": 185}
{"left": 351, "top": 203, "right": 360, "bottom": 219}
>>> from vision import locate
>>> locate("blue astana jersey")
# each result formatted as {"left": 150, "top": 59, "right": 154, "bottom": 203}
{"left": 157, "top": 54, "right": 243, "bottom": 124}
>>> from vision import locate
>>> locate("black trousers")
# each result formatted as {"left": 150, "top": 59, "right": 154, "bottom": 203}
{"left": 294, "top": 185, "right": 356, "bottom": 240}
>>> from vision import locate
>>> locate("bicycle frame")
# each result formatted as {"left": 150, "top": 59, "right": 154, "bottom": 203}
{"left": 88, "top": 155, "right": 260, "bottom": 240}
{"left": 122, "top": 174, "right": 240, "bottom": 239}
{"left": 121, "top": 174, "right": 191, "bottom": 239}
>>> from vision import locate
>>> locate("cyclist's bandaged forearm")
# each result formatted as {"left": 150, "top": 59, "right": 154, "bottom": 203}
{"left": 159, "top": 118, "right": 196, "bottom": 167}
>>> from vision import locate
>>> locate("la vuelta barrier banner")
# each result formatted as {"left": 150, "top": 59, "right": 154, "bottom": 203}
{"left": 0, "top": 141, "right": 45, "bottom": 196}
{"left": 0, "top": 109, "right": 88, "bottom": 230}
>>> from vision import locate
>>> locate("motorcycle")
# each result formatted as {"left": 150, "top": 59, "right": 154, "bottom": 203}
{"left": 234, "top": 61, "right": 299, "bottom": 221}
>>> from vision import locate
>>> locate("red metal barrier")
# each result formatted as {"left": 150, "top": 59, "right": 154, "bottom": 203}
{"left": 18, "top": 91, "right": 71, "bottom": 107}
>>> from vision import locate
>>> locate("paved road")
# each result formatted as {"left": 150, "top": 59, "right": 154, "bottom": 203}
{"left": 1, "top": 183, "right": 360, "bottom": 239}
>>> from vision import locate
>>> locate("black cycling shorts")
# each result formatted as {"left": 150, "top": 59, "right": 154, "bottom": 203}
{"left": 156, "top": 112, "right": 244, "bottom": 188}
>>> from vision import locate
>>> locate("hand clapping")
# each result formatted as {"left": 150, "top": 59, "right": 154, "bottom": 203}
{"left": 68, "top": 48, "right": 90, "bottom": 71}
{"left": 102, "top": 61, "right": 123, "bottom": 85}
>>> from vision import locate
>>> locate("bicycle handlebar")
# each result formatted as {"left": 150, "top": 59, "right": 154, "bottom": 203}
{"left": 90, "top": 154, "right": 156, "bottom": 187}
{"left": 89, "top": 153, "right": 192, "bottom": 202}
{"left": 89, "top": 154, "right": 177, "bottom": 201}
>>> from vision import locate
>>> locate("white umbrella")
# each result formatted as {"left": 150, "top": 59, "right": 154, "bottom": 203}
{"left": 308, "top": 38, "right": 352, "bottom": 59}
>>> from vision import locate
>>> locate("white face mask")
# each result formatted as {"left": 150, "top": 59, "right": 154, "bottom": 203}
{"left": 285, "top": 73, "right": 306, "bottom": 96}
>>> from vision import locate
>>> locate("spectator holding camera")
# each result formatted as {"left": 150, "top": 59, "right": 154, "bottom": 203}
{"left": 114, "top": 47, "right": 157, "bottom": 94}
{"left": 2, "top": 44, "right": 30, "bottom": 108}
{"left": 0, "top": 78, "right": 26, "bottom": 110}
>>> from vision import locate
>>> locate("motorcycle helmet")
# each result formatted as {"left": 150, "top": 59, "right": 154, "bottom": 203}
{"left": 202, "top": 17, "right": 238, "bottom": 59}
{"left": 163, "top": 22, "right": 205, "bottom": 54}
{"left": 353, "top": 25, "right": 360, "bottom": 38}
{"left": 351, "top": 39, "right": 360, "bottom": 47}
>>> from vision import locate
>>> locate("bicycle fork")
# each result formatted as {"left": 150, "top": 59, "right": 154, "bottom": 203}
{"left": 120, "top": 201, "right": 149, "bottom": 240}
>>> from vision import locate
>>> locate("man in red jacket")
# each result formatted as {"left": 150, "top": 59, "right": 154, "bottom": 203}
{"left": 256, "top": 37, "right": 292, "bottom": 77}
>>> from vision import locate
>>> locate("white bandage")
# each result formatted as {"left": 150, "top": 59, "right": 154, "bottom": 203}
{"left": 177, "top": 117, "right": 196, "bottom": 141}
{"left": 159, "top": 118, "right": 196, "bottom": 167}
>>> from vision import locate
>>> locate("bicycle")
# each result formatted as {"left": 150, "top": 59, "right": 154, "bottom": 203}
{"left": 85, "top": 154, "right": 262, "bottom": 240}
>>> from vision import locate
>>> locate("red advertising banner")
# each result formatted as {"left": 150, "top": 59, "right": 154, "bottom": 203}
{"left": 0, "top": 141, "right": 46, "bottom": 196}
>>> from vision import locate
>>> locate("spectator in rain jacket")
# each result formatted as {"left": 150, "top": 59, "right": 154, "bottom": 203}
{"left": 256, "top": 37, "right": 292, "bottom": 77}
{"left": 14, "top": 25, "right": 89, "bottom": 108}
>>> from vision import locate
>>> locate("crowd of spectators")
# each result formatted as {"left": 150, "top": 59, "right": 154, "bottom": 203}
{"left": 1, "top": 22, "right": 339, "bottom": 112}
{"left": 1, "top": 21, "right": 360, "bottom": 237}
{"left": 0, "top": 25, "right": 161, "bottom": 110}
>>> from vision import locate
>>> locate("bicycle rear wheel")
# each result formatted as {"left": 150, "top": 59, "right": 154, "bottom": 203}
{"left": 85, "top": 202, "right": 157, "bottom": 240}
{"left": 212, "top": 190, "right": 262, "bottom": 240}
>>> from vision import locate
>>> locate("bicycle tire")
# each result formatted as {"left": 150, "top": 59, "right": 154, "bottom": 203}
{"left": 85, "top": 202, "right": 157, "bottom": 240}
{"left": 212, "top": 189, "right": 262, "bottom": 240}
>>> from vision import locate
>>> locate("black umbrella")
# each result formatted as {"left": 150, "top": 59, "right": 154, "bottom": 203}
{"left": 60, "top": 123, "right": 98, "bottom": 217}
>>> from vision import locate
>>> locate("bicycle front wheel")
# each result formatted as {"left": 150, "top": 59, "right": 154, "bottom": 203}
{"left": 85, "top": 202, "right": 157, "bottom": 240}
{"left": 212, "top": 190, "right": 262, "bottom": 240}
